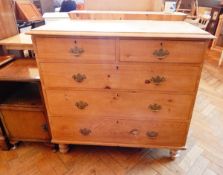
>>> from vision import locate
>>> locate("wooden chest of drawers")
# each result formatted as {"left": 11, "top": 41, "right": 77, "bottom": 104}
{"left": 30, "top": 20, "right": 213, "bottom": 158}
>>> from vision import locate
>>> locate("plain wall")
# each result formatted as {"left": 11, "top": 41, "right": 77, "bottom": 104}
{"left": 199, "top": 0, "right": 219, "bottom": 7}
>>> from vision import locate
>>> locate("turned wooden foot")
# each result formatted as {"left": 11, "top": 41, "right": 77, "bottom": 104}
{"left": 59, "top": 144, "right": 69, "bottom": 153}
{"left": 44, "top": 143, "right": 58, "bottom": 153}
{"left": 169, "top": 149, "right": 180, "bottom": 160}
{"left": 10, "top": 141, "right": 20, "bottom": 150}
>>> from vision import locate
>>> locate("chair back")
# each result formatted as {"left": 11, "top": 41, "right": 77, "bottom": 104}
{"left": 198, "top": 15, "right": 211, "bottom": 30}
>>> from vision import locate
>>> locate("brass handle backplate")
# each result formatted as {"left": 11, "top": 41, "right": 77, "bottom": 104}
{"left": 149, "top": 104, "right": 162, "bottom": 112}
{"left": 80, "top": 128, "right": 91, "bottom": 136}
{"left": 146, "top": 131, "right": 158, "bottom": 139}
{"left": 150, "top": 76, "right": 166, "bottom": 85}
{"left": 70, "top": 46, "right": 84, "bottom": 57}
{"left": 72, "top": 73, "right": 86, "bottom": 83}
{"left": 75, "top": 101, "right": 88, "bottom": 110}
{"left": 153, "top": 43, "right": 169, "bottom": 60}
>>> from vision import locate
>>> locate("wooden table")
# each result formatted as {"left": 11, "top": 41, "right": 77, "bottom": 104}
{"left": 68, "top": 10, "right": 187, "bottom": 21}
{"left": 43, "top": 12, "right": 69, "bottom": 24}
{"left": 0, "top": 59, "right": 39, "bottom": 82}
{"left": 0, "top": 33, "right": 33, "bottom": 53}
{"left": 0, "top": 55, "right": 15, "bottom": 67}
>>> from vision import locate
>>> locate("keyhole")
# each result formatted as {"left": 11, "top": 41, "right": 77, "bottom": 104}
{"left": 160, "top": 42, "right": 163, "bottom": 47}
{"left": 74, "top": 40, "right": 77, "bottom": 44}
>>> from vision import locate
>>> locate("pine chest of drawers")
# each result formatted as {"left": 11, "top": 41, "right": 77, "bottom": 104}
{"left": 29, "top": 20, "right": 213, "bottom": 158}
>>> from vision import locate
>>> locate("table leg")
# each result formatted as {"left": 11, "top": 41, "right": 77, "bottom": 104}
{"left": 1, "top": 46, "right": 8, "bottom": 55}
{"left": 219, "top": 50, "right": 223, "bottom": 66}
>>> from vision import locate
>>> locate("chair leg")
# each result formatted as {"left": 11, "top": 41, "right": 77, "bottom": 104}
{"left": 219, "top": 51, "right": 223, "bottom": 66}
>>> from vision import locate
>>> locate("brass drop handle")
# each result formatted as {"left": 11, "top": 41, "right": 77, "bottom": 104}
{"left": 75, "top": 101, "right": 88, "bottom": 110}
{"left": 146, "top": 131, "right": 158, "bottom": 139}
{"left": 80, "top": 128, "right": 91, "bottom": 136}
{"left": 153, "top": 43, "right": 169, "bottom": 60}
{"left": 149, "top": 76, "right": 166, "bottom": 85}
{"left": 149, "top": 104, "right": 162, "bottom": 112}
{"left": 129, "top": 129, "right": 140, "bottom": 136}
{"left": 72, "top": 73, "right": 86, "bottom": 83}
{"left": 70, "top": 46, "right": 84, "bottom": 57}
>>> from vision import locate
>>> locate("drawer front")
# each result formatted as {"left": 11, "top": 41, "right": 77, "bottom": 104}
{"left": 40, "top": 63, "right": 200, "bottom": 92}
{"left": 120, "top": 39, "right": 206, "bottom": 63}
{"left": 46, "top": 90, "right": 193, "bottom": 121}
{"left": 35, "top": 37, "right": 116, "bottom": 62}
{"left": 50, "top": 117, "right": 187, "bottom": 147}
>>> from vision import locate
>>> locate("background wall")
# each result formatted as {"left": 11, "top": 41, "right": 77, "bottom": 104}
{"left": 45, "top": 0, "right": 222, "bottom": 12}
{"left": 199, "top": 0, "right": 219, "bottom": 7}
{"left": 40, "top": 0, "right": 54, "bottom": 13}
{"left": 84, "top": 0, "right": 164, "bottom": 11}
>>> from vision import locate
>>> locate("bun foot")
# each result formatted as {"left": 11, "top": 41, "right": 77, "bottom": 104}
{"left": 59, "top": 144, "right": 69, "bottom": 153}
{"left": 10, "top": 141, "right": 20, "bottom": 150}
{"left": 169, "top": 149, "right": 180, "bottom": 160}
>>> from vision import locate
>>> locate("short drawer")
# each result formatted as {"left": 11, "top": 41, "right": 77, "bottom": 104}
{"left": 120, "top": 39, "right": 206, "bottom": 63}
{"left": 35, "top": 37, "right": 116, "bottom": 62}
{"left": 40, "top": 63, "right": 200, "bottom": 92}
{"left": 49, "top": 117, "right": 187, "bottom": 147}
{"left": 46, "top": 90, "right": 194, "bottom": 121}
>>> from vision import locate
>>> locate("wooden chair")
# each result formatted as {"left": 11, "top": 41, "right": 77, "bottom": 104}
{"left": 176, "top": 0, "right": 198, "bottom": 19}
{"left": 185, "top": 14, "right": 210, "bottom": 30}
{"left": 198, "top": 15, "right": 211, "bottom": 30}
{"left": 15, "top": 1, "right": 43, "bottom": 22}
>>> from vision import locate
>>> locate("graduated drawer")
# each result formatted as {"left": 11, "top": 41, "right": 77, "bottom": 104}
{"left": 35, "top": 37, "right": 116, "bottom": 62}
{"left": 40, "top": 63, "right": 200, "bottom": 92}
{"left": 49, "top": 116, "right": 187, "bottom": 147}
{"left": 46, "top": 90, "right": 194, "bottom": 121}
{"left": 120, "top": 39, "right": 206, "bottom": 63}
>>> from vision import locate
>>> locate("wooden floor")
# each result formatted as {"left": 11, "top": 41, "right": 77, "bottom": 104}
{"left": 1, "top": 50, "right": 223, "bottom": 175}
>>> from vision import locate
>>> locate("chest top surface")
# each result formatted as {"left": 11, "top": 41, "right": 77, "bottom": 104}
{"left": 28, "top": 20, "right": 214, "bottom": 39}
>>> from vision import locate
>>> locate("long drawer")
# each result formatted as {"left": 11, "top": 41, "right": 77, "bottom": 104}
{"left": 45, "top": 90, "right": 194, "bottom": 121}
{"left": 40, "top": 63, "right": 200, "bottom": 92}
{"left": 35, "top": 37, "right": 116, "bottom": 62}
{"left": 120, "top": 39, "right": 206, "bottom": 63}
{"left": 49, "top": 116, "right": 187, "bottom": 147}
